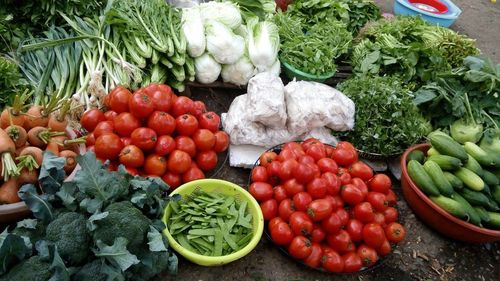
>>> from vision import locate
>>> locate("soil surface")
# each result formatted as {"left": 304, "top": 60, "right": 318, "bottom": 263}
{"left": 160, "top": 1, "right": 500, "bottom": 281}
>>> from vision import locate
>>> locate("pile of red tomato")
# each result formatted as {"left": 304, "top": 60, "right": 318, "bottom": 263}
{"left": 80, "top": 83, "right": 229, "bottom": 189}
{"left": 249, "top": 139, "right": 406, "bottom": 273}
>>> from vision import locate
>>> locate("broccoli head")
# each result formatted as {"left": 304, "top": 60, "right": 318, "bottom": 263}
{"left": 92, "top": 201, "right": 151, "bottom": 254}
{"left": 0, "top": 255, "right": 51, "bottom": 281}
{"left": 45, "top": 212, "right": 90, "bottom": 265}
{"left": 72, "top": 259, "right": 107, "bottom": 281}
{"left": 125, "top": 248, "right": 171, "bottom": 281}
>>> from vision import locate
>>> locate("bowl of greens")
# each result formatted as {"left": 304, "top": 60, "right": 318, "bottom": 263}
{"left": 281, "top": 60, "right": 336, "bottom": 83}
{"left": 162, "top": 179, "right": 264, "bottom": 266}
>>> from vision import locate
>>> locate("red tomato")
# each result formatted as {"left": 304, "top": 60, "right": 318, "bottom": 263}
{"left": 167, "top": 150, "right": 191, "bottom": 174}
{"left": 109, "top": 87, "right": 132, "bottom": 113}
{"left": 81, "top": 109, "right": 106, "bottom": 132}
{"left": 322, "top": 251, "right": 344, "bottom": 273}
{"left": 310, "top": 225, "right": 326, "bottom": 243}
{"left": 321, "top": 212, "right": 342, "bottom": 234}
{"left": 196, "top": 150, "right": 218, "bottom": 171}
{"left": 377, "top": 239, "right": 392, "bottom": 257}
{"left": 121, "top": 137, "right": 132, "bottom": 146}
{"left": 304, "top": 243, "right": 323, "bottom": 269}
{"left": 373, "top": 212, "right": 386, "bottom": 226}
{"left": 350, "top": 161, "right": 374, "bottom": 181}
{"left": 192, "top": 129, "right": 215, "bottom": 151}
{"left": 306, "top": 178, "right": 328, "bottom": 199}
{"left": 260, "top": 199, "right": 278, "bottom": 221}
{"left": 293, "top": 163, "right": 316, "bottom": 184}
{"left": 332, "top": 195, "right": 344, "bottom": 210}
{"left": 273, "top": 185, "right": 288, "bottom": 203}
{"left": 198, "top": 111, "right": 221, "bottom": 132}
{"left": 302, "top": 138, "right": 322, "bottom": 151}
{"left": 298, "top": 155, "right": 315, "bottom": 166}
{"left": 363, "top": 223, "right": 386, "bottom": 248}
{"left": 213, "top": 131, "right": 229, "bottom": 152}
{"left": 342, "top": 253, "right": 363, "bottom": 273}
{"left": 249, "top": 182, "right": 274, "bottom": 202}
{"left": 131, "top": 127, "right": 157, "bottom": 151}
{"left": 104, "top": 110, "right": 118, "bottom": 121}
{"left": 118, "top": 145, "right": 144, "bottom": 168}
{"left": 367, "top": 192, "right": 388, "bottom": 212}
{"left": 335, "top": 208, "right": 349, "bottom": 227}
{"left": 284, "top": 141, "right": 303, "bottom": 152}
{"left": 268, "top": 217, "right": 284, "bottom": 231}
{"left": 129, "top": 92, "right": 154, "bottom": 118}
{"left": 147, "top": 111, "right": 176, "bottom": 136}
{"left": 259, "top": 151, "right": 277, "bottom": 167}
{"left": 143, "top": 154, "right": 167, "bottom": 176}
{"left": 124, "top": 166, "right": 138, "bottom": 176}
{"left": 278, "top": 198, "right": 295, "bottom": 222}
{"left": 351, "top": 177, "right": 368, "bottom": 198}
{"left": 336, "top": 141, "right": 356, "bottom": 151}
{"left": 293, "top": 192, "right": 312, "bottom": 212}
{"left": 278, "top": 158, "right": 299, "bottom": 182}
{"left": 175, "top": 136, "right": 196, "bottom": 157}
{"left": 155, "top": 135, "right": 176, "bottom": 156}
{"left": 369, "top": 174, "right": 392, "bottom": 193}
{"left": 86, "top": 132, "right": 96, "bottom": 146}
{"left": 270, "top": 222, "right": 293, "bottom": 245}
{"left": 288, "top": 236, "right": 312, "bottom": 259}
{"left": 191, "top": 101, "right": 207, "bottom": 117}
{"left": 283, "top": 178, "right": 304, "bottom": 197}
{"left": 182, "top": 166, "right": 205, "bottom": 183}
{"left": 307, "top": 199, "right": 333, "bottom": 221}
{"left": 327, "top": 230, "right": 354, "bottom": 253}
{"left": 277, "top": 148, "right": 297, "bottom": 162}
{"left": 162, "top": 172, "right": 182, "bottom": 190}
{"left": 306, "top": 144, "right": 326, "bottom": 161}
{"left": 175, "top": 114, "right": 198, "bottom": 136}
{"left": 322, "top": 172, "right": 341, "bottom": 196}
{"left": 358, "top": 245, "right": 378, "bottom": 267}
{"left": 93, "top": 121, "right": 114, "bottom": 138}
{"left": 317, "top": 158, "right": 338, "bottom": 174}
{"left": 383, "top": 207, "right": 398, "bottom": 223}
{"left": 346, "top": 219, "right": 364, "bottom": 242}
{"left": 146, "top": 86, "right": 172, "bottom": 112}
{"left": 354, "top": 202, "right": 375, "bottom": 223}
{"left": 289, "top": 211, "right": 314, "bottom": 236}
{"left": 332, "top": 148, "right": 358, "bottom": 167}
{"left": 114, "top": 112, "right": 141, "bottom": 137}
{"left": 385, "top": 222, "right": 406, "bottom": 243}
{"left": 94, "top": 133, "right": 123, "bottom": 160}
{"left": 325, "top": 145, "right": 335, "bottom": 158}
{"left": 385, "top": 189, "right": 397, "bottom": 207}
{"left": 171, "top": 96, "right": 194, "bottom": 117}
{"left": 251, "top": 166, "right": 268, "bottom": 183}
{"left": 266, "top": 161, "right": 281, "bottom": 185}
{"left": 341, "top": 184, "right": 365, "bottom": 205}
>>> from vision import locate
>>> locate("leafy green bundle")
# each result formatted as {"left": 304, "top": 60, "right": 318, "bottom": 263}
{"left": 337, "top": 75, "right": 431, "bottom": 155}
{"left": 0, "top": 56, "right": 29, "bottom": 107}
{"left": 0, "top": 152, "right": 178, "bottom": 281}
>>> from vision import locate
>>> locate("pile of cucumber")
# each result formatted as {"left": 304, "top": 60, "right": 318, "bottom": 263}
{"left": 406, "top": 131, "right": 500, "bottom": 230}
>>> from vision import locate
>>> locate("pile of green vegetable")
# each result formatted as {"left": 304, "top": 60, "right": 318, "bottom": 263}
{"left": 406, "top": 130, "right": 500, "bottom": 229}
{"left": 0, "top": 56, "right": 29, "bottom": 107}
{"left": 0, "top": 152, "right": 178, "bottom": 281}
{"left": 168, "top": 190, "right": 253, "bottom": 256}
{"left": 337, "top": 75, "right": 431, "bottom": 155}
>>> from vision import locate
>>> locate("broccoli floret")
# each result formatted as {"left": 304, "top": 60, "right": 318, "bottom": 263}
{"left": 0, "top": 256, "right": 51, "bottom": 281}
{"left": 92, "top": 201, "right": 151, "bottom": 254}
{"left": 72, "top": 260, "right": 107, "bottom": 281}
{"left": 45, "top": 212, "right": 90, "bottom": 265}
{"left": 125, "top": 248, "right": 171, "bottom": 281}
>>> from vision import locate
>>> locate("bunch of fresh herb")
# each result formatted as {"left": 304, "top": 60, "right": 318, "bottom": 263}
{"left": 337, "top": 75, "right": 431, "bottom": 155}
{"left": 0, "top": 56, "right": 29, "bottom": 107}
{"left": 0, "top": 152, "right": 178, "bottom": 281}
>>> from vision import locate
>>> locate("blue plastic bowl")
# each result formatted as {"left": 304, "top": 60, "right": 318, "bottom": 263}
{"left": 393, "top": 0, "right": 462, "bottom": 27}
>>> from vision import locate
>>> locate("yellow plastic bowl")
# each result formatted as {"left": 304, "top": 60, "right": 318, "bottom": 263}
{"left": 162, "top": 179, "right": 264, "bottom": 266}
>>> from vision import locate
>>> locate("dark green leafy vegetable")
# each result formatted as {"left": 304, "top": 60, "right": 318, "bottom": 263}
{"left": 0, "top": 256, "right": 52, "bottom": 281}
{"left": 0, "top": 56, "right": 29, "bottom": 107}
{"left": 337, "top": 75, "right": 431, "bottom": 155}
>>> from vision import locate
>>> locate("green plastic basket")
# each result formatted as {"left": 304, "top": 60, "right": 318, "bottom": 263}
{"left": 281, "top": 61, "right": 335, "bottom": 82}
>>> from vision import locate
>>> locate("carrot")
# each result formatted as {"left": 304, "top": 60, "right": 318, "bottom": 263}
{"left": 51, "top": 135, "right": 86, "bottom": 153}
{"left": 24, "top": 105, "right": 50, "bottom": 130}
{"left": 46, "top": 142, "right": 60, "bottom": 156}
{"left": 27, "top": 126, "right": 66, "bottom": 148}
{"left": 15, "top": 144, "right": 28, "bottom": 157}
{"left": 18, "top": 168, "right": 38, "bottom": 185}
{"left": 59, "top": 150, "right": 77, "bottom": 174}
{"left": 48, "top": 99, "right": 71, "bottom": 132}
{"left": 0, "top": 90, "right": 30, "bottom": 129}
{"left": 5, "top": 125, "right": 28, "bottom": 148}
{"left": 0, "top": 128, "right": 20, "bottom": 181}
{"left": 0, "top": 178, "right": 20, "bottom": 204}
{"left": 18, "top": 146, "right": 43, "bottom": 167}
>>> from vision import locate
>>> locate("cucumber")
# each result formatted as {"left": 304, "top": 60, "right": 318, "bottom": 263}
{"left": 430, "top": 135, "right": 468, "bottom": 161}
{"left": 486, "top": 198, "right": 499, "bottom": 212}
{"left": 428, "top": 130, "right": 453, "bottom": 139}
{"left": 485, "top": 212, "right": 500, "bottom": 230}
{"left": 430, "top": 195, "right": 467, "bottom": 219}
{"left": 426, "top": 147, "right": 441, "bottom": 157}
{"left": 459, "top": 188, "right": 493, "bottom": 208}
{"left": 426, "top": 155, "right": 462, "bottom": 171}
{"left": 454, "top": 167, "right": 484, "bottom": 191}
{"left": 492, "top": 185, "right": 500, "bottom": 205}
{"left": 443, "top": 172, "right": 464, "bottom": 190}
{"left": 481, "top": 183, "right": 491, "bottom": 196}
{"left": 464, "top": 142, "right": 495, "bottom": 167}
{"left": 474, "top": 206, "right": 490, "bottom": 223}
{"left": 407, "top": 150, "right": 425, "bottom": 164}
{"left": 450, "top": 193, "right": 481, "bottom": 226}
{"left": 464, "top": 154, "right": 484, "bottom": 177}
{"left": 407, "top": 160, "right": 440, "bottom": 196}
{"left": 423, "top": 161, "right": 454, "bottom": 196}
{"left": 482, "top": 170, "right": 499, "bottom": 186}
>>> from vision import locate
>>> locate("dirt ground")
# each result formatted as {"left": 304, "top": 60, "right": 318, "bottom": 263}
{"left": 159, "top": 2, "right": 500, "bottom": 281}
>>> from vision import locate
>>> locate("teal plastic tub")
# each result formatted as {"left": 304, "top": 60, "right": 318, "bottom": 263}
{"left": 281, "top": 61, "right": 335, "bottom": 83}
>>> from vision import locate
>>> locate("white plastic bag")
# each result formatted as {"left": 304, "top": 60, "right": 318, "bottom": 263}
{"left": 246, "top": 72, "right": 287, "bottom": 128}
{"left": 181, "top": 7, "right": 206, "bottom": 57}
{"left": 194, "top": 53, "right": 221, "bottom": 84}
{"left": 199, "top": 2, "right": 242, "bottom": 29}
{"left": 221, "top": 55, "right": 256, "bottom": 86}
{"left": 205, "top": 20, "right": 245, "bottom": 64}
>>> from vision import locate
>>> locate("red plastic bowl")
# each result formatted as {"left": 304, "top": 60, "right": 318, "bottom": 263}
{"left": 400, "top": 143, "right": 500, "bottom": 243}
{"left": 409, "top": 0, "right": 449, "bottom": 14}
